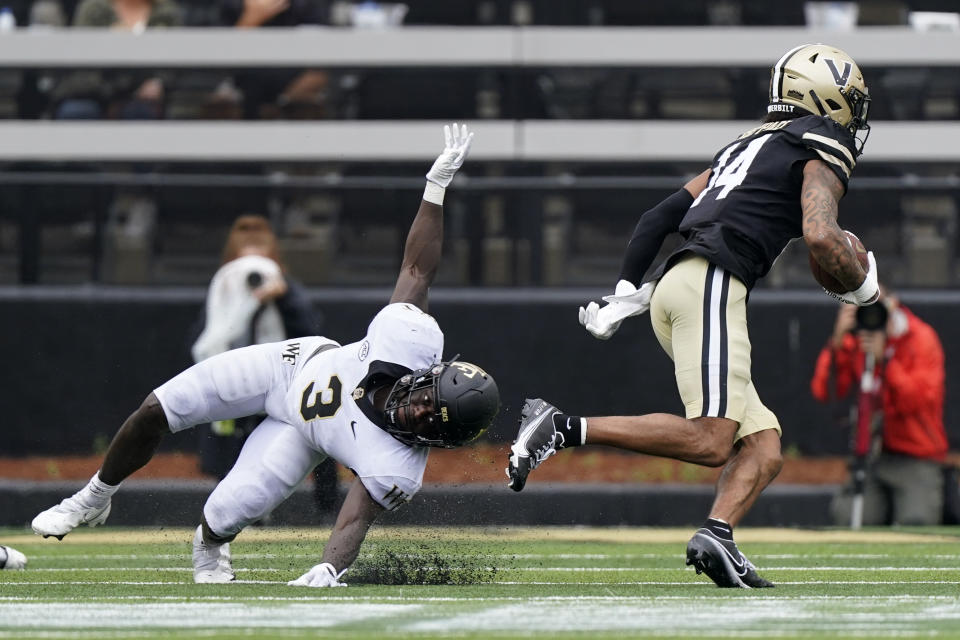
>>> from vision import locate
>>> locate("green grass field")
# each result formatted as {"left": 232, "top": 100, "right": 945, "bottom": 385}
{"left": 1, "top": 526, "right": 959, "bottom": 639}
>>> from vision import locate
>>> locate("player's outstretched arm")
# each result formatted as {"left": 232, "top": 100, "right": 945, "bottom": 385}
{"left": 578, "top": 168, "right": 710, "bottom": 340}
{"left": 390, "top": 123, "right": 474, "bottom": 312}
{"left": 801, "top": 159, "right": 878, "bottom": 305}
{"left": 288, "top": 478, "right": 384, "bottom": 587}
{"left": 616, "top": 168, "right": 710, "bottom": 287}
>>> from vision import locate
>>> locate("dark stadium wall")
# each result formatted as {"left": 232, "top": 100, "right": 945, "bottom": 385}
{"left": 2, "top": 296, "right": 957, "bottom": 457}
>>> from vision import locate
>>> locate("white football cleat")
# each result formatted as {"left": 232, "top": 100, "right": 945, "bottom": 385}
{"left": 193, "top": 525, "right": 235, "bottom": 584}
{"left": 32, "top": 495, "right": 112, "bottom": 540}
{"left": 1, "top": 546, "right": 27, "bottom": 570}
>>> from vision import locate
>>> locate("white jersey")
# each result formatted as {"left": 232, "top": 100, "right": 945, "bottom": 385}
{"left": 155, "top": 302, "right": 444, "bottom": 511}
{"left": 284, "top": 303, "right": 444, "bottom": 509}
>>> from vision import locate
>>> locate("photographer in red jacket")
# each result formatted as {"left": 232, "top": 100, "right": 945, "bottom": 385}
{"left": 811, "top": 287, "right": 948, "bottom": 525}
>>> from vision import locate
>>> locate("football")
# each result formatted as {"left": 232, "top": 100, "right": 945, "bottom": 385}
{"left": 809, "top": 230, "right": 869, "bottom": 294}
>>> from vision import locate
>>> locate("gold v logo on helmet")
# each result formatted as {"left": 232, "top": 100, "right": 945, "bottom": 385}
{"left": 825, "top": 58, "right": 852, "bottom": 87}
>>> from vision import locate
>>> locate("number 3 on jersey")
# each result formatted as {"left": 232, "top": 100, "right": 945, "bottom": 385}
{"left": 300, "top": 375, "right": 343, "bottom": 421}
{"left": 691, "top": 134, "right": 772, "bottom": 207}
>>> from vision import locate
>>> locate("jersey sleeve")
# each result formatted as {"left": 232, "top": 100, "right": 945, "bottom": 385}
{"left": 787, "top": 116, "right": 858, "bottom": 189}
{"left": 359, "top": 474, "right": 423, "bottom": 511}
{"left": 362, "top": 303, "right": 445, "bottom": 372}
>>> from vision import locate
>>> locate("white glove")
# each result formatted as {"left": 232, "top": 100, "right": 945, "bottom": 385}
{"left": 426, "top": 123, "right": 474, "bottom": 189}
{"left": 824, "top": 251, "right": 879, "bottom": 306}
{"left": 578, "top": 279, "right": 656, "bottom": 340}
{"left": 1, "top": 546, "right": 26, "bottom": 570}
{"left": 287, "top": 562, "right": 347, "bottom": 588}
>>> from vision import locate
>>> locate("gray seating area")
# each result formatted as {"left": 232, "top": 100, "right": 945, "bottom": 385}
{"left": 0, "top": 2, "right": 955, "bottom": 289}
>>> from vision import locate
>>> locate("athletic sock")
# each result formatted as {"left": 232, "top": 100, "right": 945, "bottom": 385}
{"left": 702, "top": 517, "right": 734, "bottom": 541}
{"left": 84, "top": 472, "right": 120, "bottom": 507}
{"left": 0, "top": 546, "right": 7, "bottom": 568}
{"left": 551, "top": 414, "right": 586, "bottom": 449}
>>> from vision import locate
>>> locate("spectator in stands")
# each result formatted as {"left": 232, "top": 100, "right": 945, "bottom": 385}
{"left": 811, "top": 287, "right": 948, "bottom": 526}
{"left": 0, "top": 545, "right": 26, "bottom": 570}
{"left": 29, "top": 0, "right": 67, "bottom": 26}
{"left": 51, "top": 0, "right": 182, "bottom": 120}
{"left": 223, "top": 0, "right": 328, "bottom": 27}
{"left": 221, "top": 0, "right": 331, "bottom": 120}
{"left": 191, "top": 214, "right": 339, "bottom": 514}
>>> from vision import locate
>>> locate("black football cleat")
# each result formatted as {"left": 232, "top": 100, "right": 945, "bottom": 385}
{"left": 686, "top": 529, "right": 774, "bottom": 588}
{"left": 506, "top": 398, "right": 562, "bottom": 492}
{"left": 740, "top": 554, "right": 775, "bottom": 588}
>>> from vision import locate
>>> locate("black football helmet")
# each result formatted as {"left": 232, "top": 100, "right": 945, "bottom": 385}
{"left": 383, "top": 359, "right": 499, "bottom": 448}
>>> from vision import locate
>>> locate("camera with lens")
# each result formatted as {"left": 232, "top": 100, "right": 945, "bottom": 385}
{"left": 855, "top": 301, "right": 888, "bottom": 332}
{"left": 246, "top": 271, "right": 263, "bottom": 289}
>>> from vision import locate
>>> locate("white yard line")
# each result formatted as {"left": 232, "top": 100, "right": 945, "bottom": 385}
{"left": 403, "top": 596, "right": 960, "bottom": 635}
{"left": 0, "top": 602, "right": 421, "bottom": 630}
{"left": 4, "top": 579, "right": 960, "bottom": 587}
{"left": 4, "top": 594, "right": 960, "bottom": 603}
{"left": 0, "top": 580, "right": 281, "bottom": 586}
{"left": 3, "top": 596, "right": 957, "bottom": 635}
{"left": 6, "top": 526, "right": 958, "bottom": 546}
{"left": 22, "top": 552, "right": 960, "bottom": 562}
{"left": 490, "top": 580, "right": 960, "bottom": 585}
{"left": 15, "top": 565, "right": 960, "bottom": 572}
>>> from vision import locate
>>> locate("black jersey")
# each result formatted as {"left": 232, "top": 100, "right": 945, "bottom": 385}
{"left": 651, "top": 115, "right": 858, "bottom": 290}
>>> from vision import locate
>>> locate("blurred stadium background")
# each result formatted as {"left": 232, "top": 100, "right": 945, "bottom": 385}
{"left": 0, "top": 0, "right": 958, "bottom": 528}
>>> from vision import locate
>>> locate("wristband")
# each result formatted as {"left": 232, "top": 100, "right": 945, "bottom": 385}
{"left": 423, "top": 181, "right": 445, "bottom": 205}
{"left": 852, "top": 277, "right": 879, "bottom": 305}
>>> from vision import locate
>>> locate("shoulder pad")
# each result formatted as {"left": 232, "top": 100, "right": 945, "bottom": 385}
{"left": 363, "top": 303, "right": 444, "bottom": 374}
{"left": 785, "top": 116, "right": 857, "bottom": 181}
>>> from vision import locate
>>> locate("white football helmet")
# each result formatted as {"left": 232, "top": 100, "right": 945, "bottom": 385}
{"left": 768, "top": 43, "right": 871, "bottom": 152}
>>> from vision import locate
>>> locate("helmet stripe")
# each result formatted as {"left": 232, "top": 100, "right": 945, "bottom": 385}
{"left": 808, "top": 89, "right": 827, "bottom": 116}
{"left": 771, "top": 44, "right": 809, "bottom": 103}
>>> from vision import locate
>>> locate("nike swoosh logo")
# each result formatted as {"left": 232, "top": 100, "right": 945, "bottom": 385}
{"left": 350, "top": 421, "right": 358, "bottom": 438}
{"left": 518, "top": 407, "right": 551, "bottom": 447}
{"left": 718, "top": 545, "right": 745, "bottom": 572}
{"left": 700, "top": 530, "right": 746, "bottom": 573}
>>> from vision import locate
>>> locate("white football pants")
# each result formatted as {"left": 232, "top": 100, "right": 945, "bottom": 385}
{"left": 203, "top": 416, "right": 326, "bottom": 538}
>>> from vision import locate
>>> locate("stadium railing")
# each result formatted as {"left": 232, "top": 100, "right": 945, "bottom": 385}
{"left": 0, "top": 26, "right": 956, "bottom": 288}
{"left": 0, "top": 26, "right": 955, "bottom": 67}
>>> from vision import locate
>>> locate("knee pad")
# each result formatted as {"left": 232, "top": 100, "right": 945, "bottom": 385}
{"left": 203, "top": 481, "right": 276, "bottom": 537}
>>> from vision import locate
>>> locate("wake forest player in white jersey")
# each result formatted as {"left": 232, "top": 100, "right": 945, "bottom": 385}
{"left": 507, "top": 44, "right": 879, "bottom": 588}
{"left": 32, "top": 123, "right": 500, "bottom": 587}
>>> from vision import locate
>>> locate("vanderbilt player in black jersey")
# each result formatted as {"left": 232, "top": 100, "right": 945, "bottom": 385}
{"left": 507, "top": 44, "right": 879, "bottom": 588}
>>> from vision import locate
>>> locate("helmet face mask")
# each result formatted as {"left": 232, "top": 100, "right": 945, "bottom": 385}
{"left": 383, "top": 360, "right": 499, "bottom": 449}
{"left": 767, "top": 43, "right": 871, "bottom": 155}
{"left": 386, "top": 374, "right": 441, "bottom": 443}
{"left": 842, "top": 84, "right": 871, "bottom": 155}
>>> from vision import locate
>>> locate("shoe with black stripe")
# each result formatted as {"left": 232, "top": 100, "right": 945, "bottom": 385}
{"left": 506, "top": 398, "right": 562, "bottom": 492}
{"left": 740, "top": 553, "right": 775, "bottom": 588}
{"left": 685, "top": 528, "right": 774, "bottom": 588}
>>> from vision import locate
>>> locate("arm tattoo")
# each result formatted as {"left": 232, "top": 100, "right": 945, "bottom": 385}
{"left": 801, "top": 161, "right": 864, "bottom": 290}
